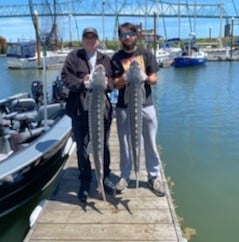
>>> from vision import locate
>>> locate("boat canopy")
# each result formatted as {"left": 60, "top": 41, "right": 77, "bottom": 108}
{"left": 167, "top": 38, "right": 180, "bottom": 42}
{"left": 6, "top": 41, "right": 36, "bottom": 58}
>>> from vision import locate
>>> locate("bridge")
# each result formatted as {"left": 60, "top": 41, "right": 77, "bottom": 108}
{"left": 0, "top": 0, "right": 235, "bottom": 19}
{"left": 0, "top": 1, "right": 238, "bottom": 41}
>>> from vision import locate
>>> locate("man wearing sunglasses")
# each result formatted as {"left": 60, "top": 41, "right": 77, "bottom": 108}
{"left": 111, "top": 22, "right": 165, "bottom": 197}
{"left": 61, "top": 27, "right": 115, "bottom": 203}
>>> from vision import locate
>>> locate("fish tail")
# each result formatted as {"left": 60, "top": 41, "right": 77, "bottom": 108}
{"left": 98, "top": 179, "right": 106, "bottom": 202}
{"left": 135, "top": 172, "right": 139, "bottom": 189}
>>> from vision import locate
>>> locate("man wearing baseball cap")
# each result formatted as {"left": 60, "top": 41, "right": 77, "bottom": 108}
{"left": 61, "top": 27, "right": 114, "bottom": 202}
{"left": 82, "top": 27, "right": 99, "bottom": 39}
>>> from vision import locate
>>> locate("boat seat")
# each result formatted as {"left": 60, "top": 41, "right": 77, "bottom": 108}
{"left": 14, "top": 111, "right": 39, "bottom": 123}
{"left": 2, "top": 111, "right": 39, "bottom": 133}
{"left": 2, "top": 111, "right": 18, "bottom": 120}
{"left": 38, "top": 103, "right": 64, "bottom": 127}
{"left": 11, "top": 98, "right": 37, "bottom": 113}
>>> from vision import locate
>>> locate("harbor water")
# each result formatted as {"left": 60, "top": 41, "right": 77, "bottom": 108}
{"left": 0, "top": 57, "right": 239, "bottom": 242}
{"left": 155, "top": 62, "right": 239, "bottom": 242}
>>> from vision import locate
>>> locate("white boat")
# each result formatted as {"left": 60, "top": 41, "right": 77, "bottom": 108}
{"left": 155, "top": 48, "right": 171, "bottom": 66}
{"left": 6, "top": 40, "right": 71, "bottom": 69}
{"left": 155, "top": 47, "right": 181, "bottom": 67}
{"left": 97, "top": 45, "right": 115, "bottom": 58}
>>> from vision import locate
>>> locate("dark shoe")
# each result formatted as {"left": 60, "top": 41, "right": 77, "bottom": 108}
{"left": 78, "top": 181, "right": 90, "bottom": 203}
{"left": 78, "top": 189, "right": 88, "bottom": 203}
{"left": 103, "top": 177, "right": 115, "bottom": 195}
{"left": 148, "top": 177, "right": 165, "bottom": 197}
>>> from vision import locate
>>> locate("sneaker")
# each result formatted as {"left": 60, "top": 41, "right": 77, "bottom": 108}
{"left": 103, "top": 177, "right": 115, "bottom": 195}
{"left": 115, "top": 177, "right": 129, "bottom": 194}
{"left": 148, "top": 177, "right": 165, "bottom": 197}
{"left": 78, "top": 181, "right": 90, "bottom": 203}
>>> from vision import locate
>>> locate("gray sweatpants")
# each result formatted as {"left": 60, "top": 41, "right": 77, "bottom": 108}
{"left": 115, "top": 105, "right": 161, "bottom": 180}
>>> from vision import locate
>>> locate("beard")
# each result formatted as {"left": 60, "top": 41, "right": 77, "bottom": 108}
{"left": 121, "top": 38, "right": 137, "bottom": 51}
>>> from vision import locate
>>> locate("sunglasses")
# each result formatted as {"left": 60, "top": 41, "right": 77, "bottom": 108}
{"left": 119, "top": 31, "right": 136, "bottom": 40}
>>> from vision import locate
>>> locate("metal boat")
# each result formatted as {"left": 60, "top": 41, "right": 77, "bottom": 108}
{"left": 0, "top": 79, "right": 74, "bottom": 218}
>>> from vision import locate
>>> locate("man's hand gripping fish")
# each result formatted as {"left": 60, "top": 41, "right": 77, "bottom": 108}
{"left": 124, "top": 60, "right": 146, "bottom": 189}
{"left": 88, "top": 64, "right": 107, "bottom": 201}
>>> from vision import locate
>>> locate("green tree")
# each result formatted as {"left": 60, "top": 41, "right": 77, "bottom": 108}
{"left": 0, "top": 36, "right": 7, "bottom": 54}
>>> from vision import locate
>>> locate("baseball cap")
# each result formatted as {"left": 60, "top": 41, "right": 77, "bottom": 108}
{"left": 82, "top": 27, "right": 98, "bottom": 38}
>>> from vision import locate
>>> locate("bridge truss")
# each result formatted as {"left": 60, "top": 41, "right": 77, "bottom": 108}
{"left": 0, "top": 1, "right": 233, "bottom": 19}
{"left": 0, "top": 1, "right": 237, "bottom": 41}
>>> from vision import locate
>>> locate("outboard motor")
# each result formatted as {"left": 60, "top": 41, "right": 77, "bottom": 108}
{"left": 0, "top": 115, "right": 4, "bottom": 137}
{"left": 52, "top": 76, "right": 68, "bottom": 102}
{"left": 31, "top": 80, "right": 43, "bottom": 105}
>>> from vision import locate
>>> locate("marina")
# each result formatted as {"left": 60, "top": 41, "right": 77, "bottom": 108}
{"left": 0, "top": 57, "right": 239, "bottom": 242}
{"left": 0, "top": 0, "right": 239, "bottom": 240}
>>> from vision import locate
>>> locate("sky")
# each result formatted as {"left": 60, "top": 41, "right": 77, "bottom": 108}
{"left": 0, "top": 0, "right": 238, "bottom": 43}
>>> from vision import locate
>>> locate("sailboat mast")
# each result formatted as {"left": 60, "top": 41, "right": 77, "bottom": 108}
{"left": 178, "top": 0, "right": 181, "bottom": 39}
{"left": 68, "top": 0, "right": 73, "bottom": 47}
{"left": 219, "top": 0, "right": 223, "bottom": 47}
{"left": 102, "top": 0, "right": 105, "bottom": 46}
{"left": 194, "top": 0, "right": 197, "bottom": 35}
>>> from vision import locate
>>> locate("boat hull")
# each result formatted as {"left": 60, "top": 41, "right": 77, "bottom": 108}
{"left": 174, "top": 56, "right": 207, "bottom": 67}
{"left": 6, "top": 41, "right": 70, "bottom": 69}
{"left": 6, "top": 53, "right": 68, "bottom": 69}
{"left": 0, "top": 112, "right": 73, "bottom": 218}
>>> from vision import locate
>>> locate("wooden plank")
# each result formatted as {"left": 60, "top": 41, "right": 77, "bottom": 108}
{"left": 24, "top": 119, "right": 185, "bottom": 242}
{"left": 29, "top": 224, "right": 177, "bottom": 241}
{"left": 37, "top": 207, "right": 172, "bottom": 224}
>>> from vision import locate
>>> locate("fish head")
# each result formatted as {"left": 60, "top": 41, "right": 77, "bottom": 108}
{"left": 91, "top": 64, "right": 106, "bottom": 89}
{"left": 126, "top": 60, "right": 146, "bottom": 84}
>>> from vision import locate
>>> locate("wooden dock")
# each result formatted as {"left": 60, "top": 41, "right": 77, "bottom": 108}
{"left": 24, "top": 119, "right": 186, "bottom": 242}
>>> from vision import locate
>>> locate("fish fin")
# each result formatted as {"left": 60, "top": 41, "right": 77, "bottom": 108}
{"left": 140, "top": 69, "right": 148, "bottom": 81}
{"left": 135, "top": 172, "right": 139, "bottom": 189}
{"left": 85, "top": 91, "right": 91, "bottom": 110}
{"left": 124, "top": 84, "right": 129, "bottom": 104}
{"left": 86, "top": 141, "right": 92, "bottom": 154}
{"left": 97, "top": 179, "right": 106, "bottom": 201}
{"left": 141, "top": 85, "right": 146, "bottom": 104}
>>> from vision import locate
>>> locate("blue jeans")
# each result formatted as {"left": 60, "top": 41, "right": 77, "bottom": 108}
{"left": 115, "top": 105, "right": 161, "bottom": 180}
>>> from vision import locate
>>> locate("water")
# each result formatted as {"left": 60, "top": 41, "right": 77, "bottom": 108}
{"left": 0, "top": 58, "right": 62, "bottom": 100}
{"left": 0, "top": 57, "right": 62, "bottom": 242}
{"left": 155, "top": 63, "right": 239, "bottom": 242}
{"left": 0, "top": 57, "right": 239, "bottom": 242}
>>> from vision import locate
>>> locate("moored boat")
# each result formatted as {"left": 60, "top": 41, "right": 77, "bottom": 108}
{"left": 155, "top": 48, "right": 172, "bottom": 67}
{"left": 174, "top": 50, "right": 207, "bottom": 67}
{"left": 0, "top": 79, "right": 74, "bottom": 218}
{"left": 97, "top": 44, "right": 115, "bottom": 58}
{"left": 6, "top": 40, "right": 71, "bottom": 69}
{"left": 174, "top": 35, "right": 207, "bottom": 68}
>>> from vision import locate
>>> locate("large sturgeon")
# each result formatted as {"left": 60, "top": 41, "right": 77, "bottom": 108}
{"left": 125, "top": 60, "right": 146, "bottom": 189}
{"left": 88, "top": 64, "right": 106, "bottom": 201}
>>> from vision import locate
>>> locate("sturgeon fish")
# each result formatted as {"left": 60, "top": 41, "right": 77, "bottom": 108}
{"left": 88, "top": 64, "right": 106, "bottom": 201}
{"left": 125, "top": 60, "right": 146, "bottom": 189}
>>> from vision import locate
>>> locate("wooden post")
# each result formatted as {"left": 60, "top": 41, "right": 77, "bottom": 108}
{"left": 33, "top": 11, "right": 41, "bottom": 68}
